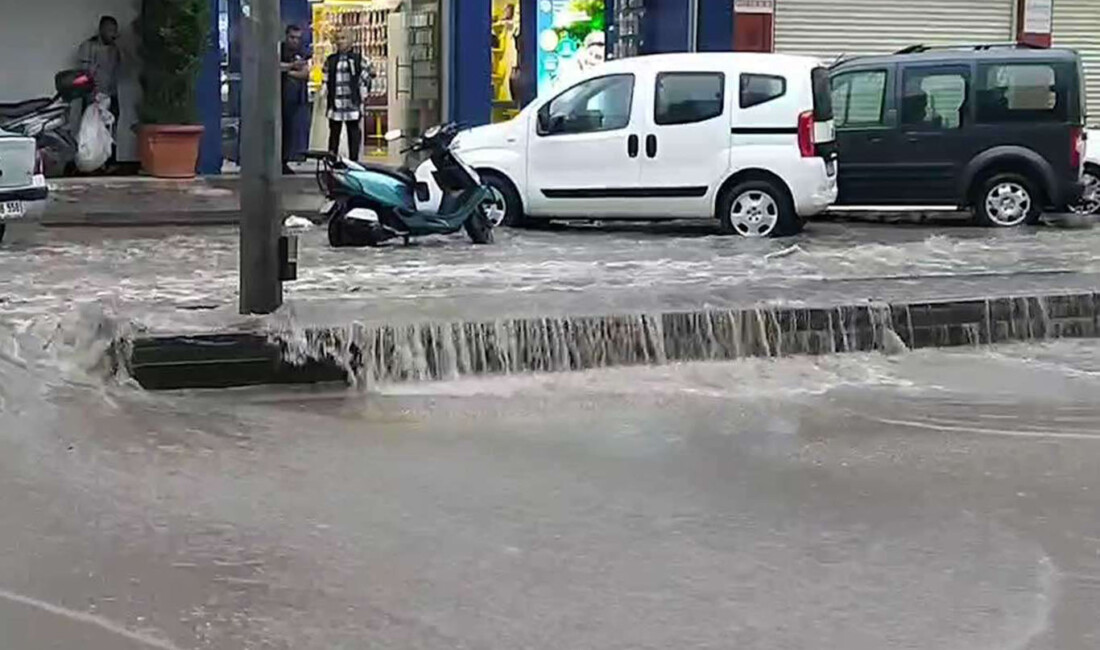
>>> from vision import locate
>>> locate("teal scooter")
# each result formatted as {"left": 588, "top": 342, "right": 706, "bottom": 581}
{"left": 305, "top": 123, "right": 497, "bottom": 247}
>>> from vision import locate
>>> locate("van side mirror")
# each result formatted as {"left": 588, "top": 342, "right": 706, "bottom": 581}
{"left": 537, "top": 108, "right": 551, "bottom": 134}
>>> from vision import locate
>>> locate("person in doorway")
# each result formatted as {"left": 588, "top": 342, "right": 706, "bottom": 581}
{"left": 280, "top": 24, "right": 310, "bottom": 175}
{"left": 323, "top": 30, "right": 374, "bottom": 161}
{"left": 78, "top": 15, "right": 123, "bottom": 169}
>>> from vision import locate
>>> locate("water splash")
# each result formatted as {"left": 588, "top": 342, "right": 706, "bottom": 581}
{"left": 261, "top": 293, "right": 1099, "bottom": 389}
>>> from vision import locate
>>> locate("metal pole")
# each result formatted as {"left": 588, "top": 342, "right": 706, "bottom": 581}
{"left": 687, "top": 0, "right": 699, "bottom": 52}
{"left": 239, "top": 0, "right": 283, "bottom": 314}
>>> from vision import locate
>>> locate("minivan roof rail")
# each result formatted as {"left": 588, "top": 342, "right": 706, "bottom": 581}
{"left": 894, "top": 42, "right": 1045, "bottom": 54}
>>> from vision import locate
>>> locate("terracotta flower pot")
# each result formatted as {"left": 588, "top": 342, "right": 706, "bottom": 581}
{"left": 138, "top": 124, "right": 205, "bottom": 178}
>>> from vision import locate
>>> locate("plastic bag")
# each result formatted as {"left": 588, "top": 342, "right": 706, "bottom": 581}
{"left": 75, "top": 94, "right": 115, "bottom": 172}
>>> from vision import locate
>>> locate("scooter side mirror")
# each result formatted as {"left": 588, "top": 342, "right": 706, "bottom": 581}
{"left": 384, "top": 129, "right": 404, "bottom": 142}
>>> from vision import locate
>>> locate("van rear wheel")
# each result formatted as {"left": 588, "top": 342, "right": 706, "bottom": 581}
{"left": 0, "top": 223, "right": 6, "bottom": 244}
{"left": 973, "top": 173, "right": 1042, "bottom": 227}
{"left": 718, "top": 180, "right": 802, "bottom": 238}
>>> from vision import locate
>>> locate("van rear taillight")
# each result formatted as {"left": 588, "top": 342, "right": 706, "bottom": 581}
{"left": 798, "top": 111, "right": 815, "bottom": 158}
{"left": 1071, "top": 127, "right": 1085, "bottom": 171}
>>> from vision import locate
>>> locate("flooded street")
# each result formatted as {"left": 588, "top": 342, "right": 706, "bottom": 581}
{"left": 2, "top": 325, "right": 1100, "bottom": 648}
{"left": 2, "top": 219, "right": 1099, "bottom": 331}
{"left": 2, "top": 219, "right": 1100, "bottom": 647}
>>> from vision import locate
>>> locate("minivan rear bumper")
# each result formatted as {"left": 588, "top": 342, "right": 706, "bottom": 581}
{"left": 1059, "top": 178, "right": 1085, "bottom": 207}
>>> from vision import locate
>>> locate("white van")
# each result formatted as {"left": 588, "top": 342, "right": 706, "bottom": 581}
{"left": 423, "top": 52, "right": 838, "bottom": 237}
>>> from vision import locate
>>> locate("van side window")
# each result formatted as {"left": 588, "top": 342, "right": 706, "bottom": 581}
{"left": 830, "top": 70, "right": 887, "bottom": 128}
{"left": 976, "top": 63, "right": 1068, "bottom": 123}
{"left": 739, "top": 74, "right": 786, "bottom": 109}
{"left": 901, "top": 66, "right": 969, "bottom": 130}
{"left": 654, "top": 72, "right": 725, "bottom": 126}
{"left": 538, "top": 74, "right": 635, "bottom": 136}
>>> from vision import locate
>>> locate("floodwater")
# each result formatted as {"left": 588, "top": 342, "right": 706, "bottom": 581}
{"left": 2, "top": 219, "right": 1099, "bottom": 331}
{"left": 2, "top": 314, "right": 1100, "bottom": 647}
{"left": 2, "top": 220, "right": 1100, "bottom": 648}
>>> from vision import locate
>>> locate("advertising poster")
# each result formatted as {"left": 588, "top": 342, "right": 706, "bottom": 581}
{"left": 536, "top": 0, "right": 606, "bottom": 96}
{"left": 491, "top": 0, "right": 523, "bottom": 122}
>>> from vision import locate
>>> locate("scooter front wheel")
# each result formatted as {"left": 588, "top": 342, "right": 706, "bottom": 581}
{"left": 464, "top": 211, "right": 494, "bottom": 245}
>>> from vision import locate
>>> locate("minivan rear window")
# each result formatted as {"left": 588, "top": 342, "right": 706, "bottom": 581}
{"left": 975, "top": 63, "right": 1072, "bottom": 123}
{"left": 811, "top": 67, "right": 834, "bottom": 121}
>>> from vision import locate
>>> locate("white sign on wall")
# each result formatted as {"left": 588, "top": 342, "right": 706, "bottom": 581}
{"left": 1023, "top": 0, "right": 1053, "bottom": 34}
{"left": 734, "top": 0, "right": 775, "bottom": 14}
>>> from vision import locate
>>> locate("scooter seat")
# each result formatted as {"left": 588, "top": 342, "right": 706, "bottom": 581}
{"left": 0, "top": 97, "right": 56, "bottom": 121}
{"left": 357, "top": 161, "right": 416, "bottom": 185}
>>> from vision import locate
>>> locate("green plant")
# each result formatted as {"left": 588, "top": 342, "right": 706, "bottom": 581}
{"left": 136, "top": 0, "right": 210, "bottom": 124}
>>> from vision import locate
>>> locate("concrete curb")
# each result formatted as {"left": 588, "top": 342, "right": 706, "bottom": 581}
{"left": 124, "top": 292, "right": 1100, "bottom": 390}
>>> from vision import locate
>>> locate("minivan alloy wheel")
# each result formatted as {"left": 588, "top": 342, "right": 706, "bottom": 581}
{"left": 984, "top": 181, "right": 1032, "bottom": 227}
{"left": 729, "top": 190, "right": 779, "bottom": 237}
{"left": 1072, "top": 170, "right": 1100, "bottom": 216}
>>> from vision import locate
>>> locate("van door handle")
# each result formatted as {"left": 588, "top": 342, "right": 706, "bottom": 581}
{"left": 627, "top": 134, "right": 639, "bottom": 158}
{"left": 646, "top": 134, "right": 657, "bottom": 158}
{"left": 866, "top": 135, "right": 883, "bottom": 144}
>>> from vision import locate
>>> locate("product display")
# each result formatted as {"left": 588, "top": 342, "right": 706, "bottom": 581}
{"left": 611, "top": 0, "right": 645, "bottom": 60}
{"left": 308, "top": 0, "right": 400, "bottom": 157}
{"left": 310, "top": 0, "right": 398, "bottom": 103}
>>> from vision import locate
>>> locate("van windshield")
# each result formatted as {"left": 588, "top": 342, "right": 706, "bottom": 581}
{"left": 812, "top": 67, "right": 834, "bottom": 121}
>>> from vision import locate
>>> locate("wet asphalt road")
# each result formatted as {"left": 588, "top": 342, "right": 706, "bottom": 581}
{"left": 3, "top": 336, "right": 1100, "bottom": 649}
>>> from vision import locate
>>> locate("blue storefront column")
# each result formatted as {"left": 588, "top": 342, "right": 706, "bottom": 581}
{"left": 449, "top": 0, "right": 493, "bottom": 126}
{"left": 642, "top": 0, "right": 689, "bottom": 54}
{"left": 697, "top": 0, "right": 733, "bottom": 51}
{"left": 197, "top": 0, "right": 222, "bottom": 175}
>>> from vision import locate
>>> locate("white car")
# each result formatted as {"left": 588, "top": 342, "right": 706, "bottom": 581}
{"left": 422, "top": 52, "right": 838, "bottom": 237}
{"left": 1075, "top": 129, "right": 1100, "bottom": 215}
{"left": 0, "top": 127, "right": 47, "bottom": 243}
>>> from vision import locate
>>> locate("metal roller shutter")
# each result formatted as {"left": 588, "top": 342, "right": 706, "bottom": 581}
{"left": 1053, "top": 0, "right": 1100, "bottom": 125}
{"left": 774, "top": 0, "right": 1015, "bottom": 64}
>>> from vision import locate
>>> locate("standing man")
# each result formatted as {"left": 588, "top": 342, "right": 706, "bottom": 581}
{"left": 323, "top": 30, "right": 373, "bottom": 162}
{"left": 280, "top": 24, "right": 310, "bottom": 175}
{"left": 78, "top": 16, "right": 122, "bottom": 167}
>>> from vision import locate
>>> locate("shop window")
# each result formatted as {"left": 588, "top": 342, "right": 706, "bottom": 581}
{"left": 976, "top": 63, "right": 1068, "bottom": 123}
{"left": 901, "top": 67, "right": 969, "bottom": 130}
{"left": 739, "top": 74, "right": 786, "bottom": 109}
{"left": 655, "top": 73, "right": 725, "bottom": 125}
{"left": 538, "top": 74, "right": 635, "bottom": 136}
{"left": 831, "top": 70, "right": 887, "bottom": 128}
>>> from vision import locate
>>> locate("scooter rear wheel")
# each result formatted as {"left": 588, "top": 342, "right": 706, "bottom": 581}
{"left": 464, "top": 211, "right": 494, "bottom": 245}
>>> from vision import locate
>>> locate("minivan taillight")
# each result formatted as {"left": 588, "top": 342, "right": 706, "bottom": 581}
{"left": 1071, "top": 127, "right": 1086, "bottom": 171}
{"left": 797, "top": 110, "right": 815, "bottom": 158}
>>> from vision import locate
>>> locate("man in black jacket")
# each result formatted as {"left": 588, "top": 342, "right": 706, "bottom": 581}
{"left": 280, "top": 24, "right": 310, "bottom": 175}
{"left": 324, "top": 30, "right": 373, "bottom": 161}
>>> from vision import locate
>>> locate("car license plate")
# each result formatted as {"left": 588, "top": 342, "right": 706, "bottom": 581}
{"left": 0, "top": 200, "right": 24, "bottom": 219}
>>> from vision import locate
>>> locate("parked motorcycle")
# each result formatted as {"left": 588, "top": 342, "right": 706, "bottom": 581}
{"left": 0, "top": 70, "right": 95, "bottom": 177}
{"left": 306, "top": 122, "right": 496, "bottom": 247}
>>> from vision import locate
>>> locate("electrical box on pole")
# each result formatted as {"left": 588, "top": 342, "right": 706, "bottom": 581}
{"left": 239, "top": 0, "right": 284, "bottom": 314}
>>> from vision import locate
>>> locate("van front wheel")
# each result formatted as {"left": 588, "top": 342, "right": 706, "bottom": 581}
{"left": 718, "top": 180, "right": 802, "bottom": 238}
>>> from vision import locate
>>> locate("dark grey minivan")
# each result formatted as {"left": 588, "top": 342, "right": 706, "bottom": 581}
{"left": 830, "top": 45, "right": 1086, "bottom": 226}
